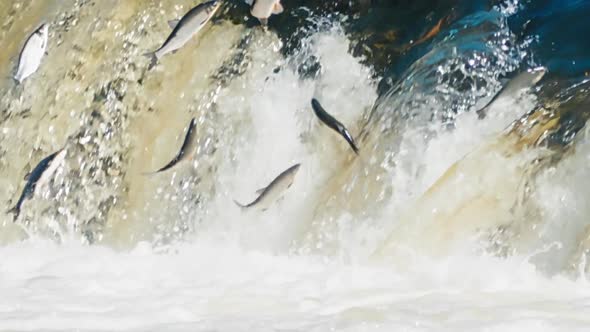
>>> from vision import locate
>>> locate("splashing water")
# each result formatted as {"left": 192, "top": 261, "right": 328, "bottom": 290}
{"left": 1, "top": 0, "right": 590, "bottom": 330}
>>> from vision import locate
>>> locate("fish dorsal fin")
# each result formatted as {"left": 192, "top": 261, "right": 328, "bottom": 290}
{"left": 23, "top": 171, "right": 31, "bottom": 181}
{"left": 255, "top": 187, "right": 267, "bottom": 195}
{"left": 168, "top": 19, "right": 180, "bottom": 29}
{"left": 272, "top": 2, "right": 284, "bottom": 14}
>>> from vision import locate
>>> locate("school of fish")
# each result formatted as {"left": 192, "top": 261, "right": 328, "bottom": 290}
{"left": 5, "top": 0, "right": 545, "bottom": 222}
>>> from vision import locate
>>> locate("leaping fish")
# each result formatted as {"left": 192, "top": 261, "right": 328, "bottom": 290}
{"left": 145, "top": 0, "right": 221, "bottom": 68}
{"left": 234, "top": 163, "right": 301, "bottom": 211}
{"left": 250, "top": 0, "right": 284, "bottom": 26}
{"left": 311, "top": 98, "right": 360, "bottom": 155}
{"left": 146, "top": 118, "right": 198, "bottom": 174}
{"left": 14, "top": 23, "right": 49, "bottom": 84}
{"left": 476, "top": 67, "right": 546, "bottom": 119}
{"left": 7, "top": 148, "right": 67, "bottom": 221}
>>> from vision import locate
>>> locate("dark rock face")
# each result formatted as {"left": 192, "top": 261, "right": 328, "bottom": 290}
{"left": 219, "top": 0, "right": 491, "bottom": 76}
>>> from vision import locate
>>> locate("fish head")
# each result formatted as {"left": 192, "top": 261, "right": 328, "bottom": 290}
{"left": 311, "top": 98, "right": 324, "bottom": 113}
{"left": 38, "top": 23, "right": 49, "bottom": 36}
{"left": 311, "top": 98, "right": 321, "bottom": 108}
{"left": 290, "top": 163, "right": 301, "bottom": 173}
{"left": 272, "top": 1, "right": 284, "bottom": 14}
{"left": 528, "top": 67, "right": 547, "bottom": 84}
{"left": 208, "top": 0, "right": 221, "bottom": 11}
{"left": 251, "top": 0, "right": 282, "bottom": 20}
{"left": 54, "top": 148, "right": 67, "bottom": 163}
{"left": 285, "top": 163, "right": 301, "bottom": 187}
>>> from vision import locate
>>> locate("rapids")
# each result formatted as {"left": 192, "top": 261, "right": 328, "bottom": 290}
{"left": 1, "top": 0, "right": 590, "bottom": 330}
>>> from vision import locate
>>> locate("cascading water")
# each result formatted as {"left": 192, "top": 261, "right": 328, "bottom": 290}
{"left": 1, "top": 0, "right": 590, "bottom": 330}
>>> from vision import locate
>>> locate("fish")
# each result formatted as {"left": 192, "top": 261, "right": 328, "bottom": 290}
{"left": 476, "top": 67, "right": 547, "bottom": 119}
{"left": 145, "top": 0, "right": 221, "bottom": 68}
{"left": 7, "top": 148, "right": 67, "bottom": 221}
{"left": 311, "top": 98, "right": 360, "bottom": 155}
{"left": 413, "top": 17, "right": 445, "bottom": 47}
{"left": 146, "top": 118, "right": 198, "bottom": 174}
{"left": 250, "top": 0, "right": 284, "bottom": 26}
{"left": 234, "top": 163, "right": 301, "bottom": 211}
{"left": 14, "top": 23, "right": 49, "bottom": 84}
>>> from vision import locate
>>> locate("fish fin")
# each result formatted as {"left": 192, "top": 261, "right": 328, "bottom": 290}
{"left": 258, "top": 18, "right": 268, "bottom": 26}
{"left": 167, "top": 19, "right": 180, "bottom": 29}
{"left": 476, "top": 106, "right": 488, "bottom": 119}
{"left": 476, "top": 88, "right": 503, "bottom": 119}
{"left": 272, "top": 3, "right": 284, "bottom": 14}
{"left": 10, "top": 75, "right": 20, "bottom": 85}
{"left": 6, "top": 206, "right": 19, "bottom": 222}
{"left": 475, "top": 83, "right": 507, "bottom": 120}
{"left": 515, "top": 94, "right": 527, "bottom": 104}
{"left": 143, "top": 52, "right": 158, "bottom": 70}
{"left": 23, "top": 171, "right": 31, "bottom": 181}
{"left": 255, "top": 187, "right": 267, "bottom": 195}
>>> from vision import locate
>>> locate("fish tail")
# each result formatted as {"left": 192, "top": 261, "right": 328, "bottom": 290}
{"left": 342, "top": 129, "right": 360, "bottom": 155}
{"left": 476, "top": 106, "right": 488, "bottom": 119}
{"left": 258, "top": 18, "right": 268, "bottom": 26}
{"left": 9, "top": 75, "right": 20, "bottom": 85}
{"left": 6, "top": 206, "right": 20, "bottom": 222}
{"left": 350, "top": 142, "right": 360, "bottom": 155}
{"left": 143, "top": 52, "right": 158, "bottom": 70}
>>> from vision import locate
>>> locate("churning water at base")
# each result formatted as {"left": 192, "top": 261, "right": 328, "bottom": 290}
{"left": 1, "top": 240, "right": 590, "bottom": 331}
{"left": 2, "top": 0, "right": 590, "bottom": 330}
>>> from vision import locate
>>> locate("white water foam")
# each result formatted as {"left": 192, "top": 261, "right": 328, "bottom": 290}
{"left": 197, "top": 26, "right": 376, "bottom": 253}
{"left": 0, "top": 240, "right": 589, "bottom": 331}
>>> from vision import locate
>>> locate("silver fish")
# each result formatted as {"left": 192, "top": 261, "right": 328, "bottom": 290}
{"left": 234, "top": 163, "right": 301, "bottom": 211}
{"left": 14, "top": 23, "right": 49, "bottom": 84}
{"left": 311, "top": 98, "right": 360, "bottom": 155}
{"left": 250, "top": 0, "right": 284, "bottom": 26}
{"left": 146, "top": 118, "right": 198, "bottom": 174}
{"left": 7, "top": 148, "right": 66, "bottom": 221}
{"left": 476, "top": 67, "right": 546, "bottom": 119}
{"left": 145, "top": 0, "right": 221, "bottom": 68}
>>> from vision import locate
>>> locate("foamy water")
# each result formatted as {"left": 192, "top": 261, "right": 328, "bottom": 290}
{"left": 1, "top": 240, "right": 590, "bottom": 331}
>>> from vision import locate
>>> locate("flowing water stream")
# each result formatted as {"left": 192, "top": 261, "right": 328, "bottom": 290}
{"left": 1, "top": 0, "right": 590, "bottom": 330}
